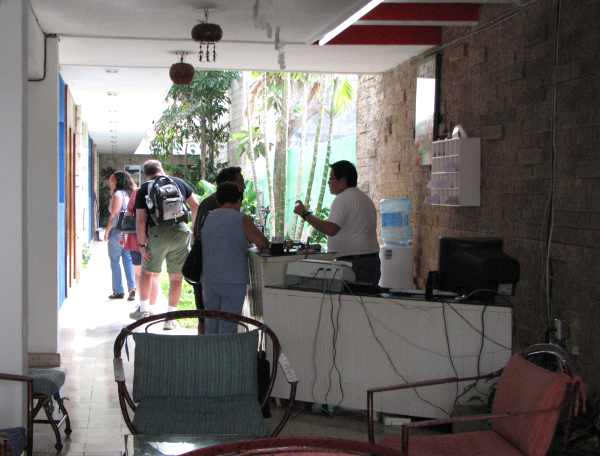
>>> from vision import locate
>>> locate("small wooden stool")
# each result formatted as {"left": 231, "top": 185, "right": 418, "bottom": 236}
{"left": 29, "top": 368, "right": 72, "bottom": 451}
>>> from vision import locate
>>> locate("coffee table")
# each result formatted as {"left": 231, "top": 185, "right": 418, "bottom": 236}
{"left": 124, "top": 434, "right": 246, "bottom": 456}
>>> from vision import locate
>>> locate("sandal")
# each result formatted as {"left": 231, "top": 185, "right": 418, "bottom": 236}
{"left": 128, "top": 289, "right": 136, "bottom": 301}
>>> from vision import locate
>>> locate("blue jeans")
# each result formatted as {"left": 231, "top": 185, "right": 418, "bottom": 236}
{"left": 108, "top": 230, "right": 135, "bottom": 294}
{"left": 202, "top": 282, "right": 247, "bottom": 334}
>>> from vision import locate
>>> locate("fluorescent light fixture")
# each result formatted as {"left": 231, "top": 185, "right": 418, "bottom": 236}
{"left": 318, "top": 0, "right": 384, "bottom": 46}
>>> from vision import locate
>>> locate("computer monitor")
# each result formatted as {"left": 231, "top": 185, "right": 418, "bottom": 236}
{"left": 437, "top": 237, "right": 520, "bottom": 298}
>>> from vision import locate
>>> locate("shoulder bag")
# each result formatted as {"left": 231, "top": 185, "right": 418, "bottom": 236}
{"left": 116, "top": 211, "right": 136, "bottom": 233}
{"left": 182, "top": 214, "right": 207, "bottom": 284}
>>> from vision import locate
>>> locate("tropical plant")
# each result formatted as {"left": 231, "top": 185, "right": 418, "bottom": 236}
{"left": 316, "top": 75, "right": 354, "bottom": 214}
{"left": 150, "top": 70, "right": 240, "bottom": 180}
{"left": 307, "top": 207, "right": 330, "bottom": 246}
{"left": 289, "top": 74, "right": 318, "bottom": 238}
{"left": 231, "top": 127, "right": 264, "bottom": 192}
{"left": 295, "top": 74, "right": 326, "bottom": 240}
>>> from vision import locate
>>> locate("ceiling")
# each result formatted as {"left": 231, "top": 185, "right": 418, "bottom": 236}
{"left": 30, "top": 0, "right": 514, "bottom": 153}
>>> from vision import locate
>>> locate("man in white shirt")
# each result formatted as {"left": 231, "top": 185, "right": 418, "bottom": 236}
{"left": 294, "top": 160, "right": 380, "bottom": 285}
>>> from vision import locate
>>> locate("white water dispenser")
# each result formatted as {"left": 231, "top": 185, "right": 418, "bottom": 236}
{"left": 379, "top": 198, "right": 414, "bottom": 290}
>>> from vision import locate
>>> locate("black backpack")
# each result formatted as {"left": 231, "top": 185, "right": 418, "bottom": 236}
{"left": 144, "top": 175, "right": 189, "bottom": 225}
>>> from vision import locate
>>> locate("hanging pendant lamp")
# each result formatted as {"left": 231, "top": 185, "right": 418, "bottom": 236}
{"left": 169, "top": 52, "right": 195, "bottom": 85}
{"left": 191, "top": 9, "right": 223, "bottom": 63}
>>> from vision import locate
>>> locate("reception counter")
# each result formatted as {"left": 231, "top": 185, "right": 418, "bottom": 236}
{"left": 262, "top": 286, "right": 511, "bottom": 419}
{"left": 249, "top": 252, "right": 512, "bottom": 419}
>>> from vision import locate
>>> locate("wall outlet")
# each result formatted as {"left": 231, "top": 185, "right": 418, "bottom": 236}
{"left": 383, "top": 416, "right": 411, "bottom": 426}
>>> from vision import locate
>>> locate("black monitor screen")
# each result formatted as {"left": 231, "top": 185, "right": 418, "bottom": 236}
{"left": 438, "top": 237, "right": 519, "bottom": 297}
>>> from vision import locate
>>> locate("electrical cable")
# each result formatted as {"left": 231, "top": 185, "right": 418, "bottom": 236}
{"left": 445, "top": 303, "right": 511, "bottom": 351}
{"left": 323, "top": 269, "right": 339, "bottom": 407}
{"left": 342, "top": 280, "right": 451, "bottom": 417}
{"left": 366, "top": 305, "right": 506, "bottom": 358}
{"left": 544, "top": 0, "right": 562, "bottom": 335}
{"left": 450, "top": 289, "right": 514, "bottom": 407}
{"left": 441, "top": 302, "right": 460, "bottom": 407}
{"left": 310, "top": 268, "right": 327, "bottom": 403}
{"left": 445, "top": 289, "right": 512, "bottom": 351}
{"left": 328, "top": 291, "right": 345, "bottom": 408}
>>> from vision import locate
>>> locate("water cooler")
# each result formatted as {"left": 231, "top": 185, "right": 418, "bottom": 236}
{"left": 379, "top": 198, "right": 414, "bottom": 291}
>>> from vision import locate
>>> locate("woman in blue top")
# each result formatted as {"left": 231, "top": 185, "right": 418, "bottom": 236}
{"left": 201, "top": 182, "right": 269, "bottom": 334}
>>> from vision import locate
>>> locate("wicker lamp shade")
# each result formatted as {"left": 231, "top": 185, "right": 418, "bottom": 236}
{"left": 169, "top": 61, "right": 195, "bottom": 85}
{"left": 191, "top": 22, "right": 223, "bottom": 43}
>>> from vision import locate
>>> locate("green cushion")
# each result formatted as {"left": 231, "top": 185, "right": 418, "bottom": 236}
{"left": 29, "top": 368, "right": 65, "bottom": 396}
{"left": 132, "top": 331, "right": 258, "bottom": 401}
{"left": 133, "top": 395, "right": 267, "bottom": 437}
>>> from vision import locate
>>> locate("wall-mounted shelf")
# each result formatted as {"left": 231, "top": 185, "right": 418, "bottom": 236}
{"left": 429, "top": 137, "right": 480, "bottom": 207}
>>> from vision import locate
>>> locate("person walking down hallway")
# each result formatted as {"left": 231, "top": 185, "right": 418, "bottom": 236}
{"left": 132, "top": 160, "right": 199, "bottom": 330}
{"left": 104, "top": 170, "right": 136, "bottom": 300}
{"left": 123, "top": 187, "right": 161, "bottom": 305}
{"left": 201, "top": 182, "right": 269, "bottom": 334}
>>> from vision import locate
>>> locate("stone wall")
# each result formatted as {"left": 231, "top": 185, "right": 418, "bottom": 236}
{"left": 357, "top": 0, "right": 600, "bottom": 389}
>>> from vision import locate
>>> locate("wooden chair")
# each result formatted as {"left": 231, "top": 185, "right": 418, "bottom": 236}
{"left": 181, "top": 436, "right": 404, "bottom": 456}
{"left": 367, "top": 344, "right": 581, "bottom": 456}
{"left": 113, "top": 310, "right": 298, "bottom": 437}
{"left": 0, "top": 373, "right": 33, "bottom": 456}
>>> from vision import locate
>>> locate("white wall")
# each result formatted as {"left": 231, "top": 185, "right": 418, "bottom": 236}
{"left": 0, "top": 0, "right": 28, "bottom": 426}
{"left": 27, "top": 2, "right": 45, "bottom": 80}
{"left": 27, "top": 37, "right": 59, "bottom": 353}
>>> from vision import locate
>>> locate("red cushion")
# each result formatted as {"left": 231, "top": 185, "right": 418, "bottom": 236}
{"left": 491, "top": 354, "right": 571, "bottom": 456}
{"left": 382, "top": 431, "right": 523, "bottom": 456}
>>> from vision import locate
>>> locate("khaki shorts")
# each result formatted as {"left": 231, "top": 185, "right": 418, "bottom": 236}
{"left": 143, "top": 222, "right": 191, "bottom": 274}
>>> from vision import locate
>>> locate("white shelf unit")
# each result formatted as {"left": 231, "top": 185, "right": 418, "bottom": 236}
{"left": 430, "top": 137, "right": 481, "bottom": 207}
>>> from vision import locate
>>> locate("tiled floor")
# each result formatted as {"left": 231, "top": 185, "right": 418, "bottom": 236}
{"left": 33, "top": 242, "right": 399, "bottom": 455}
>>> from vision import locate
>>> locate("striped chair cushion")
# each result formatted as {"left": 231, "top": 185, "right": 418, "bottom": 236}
{"left": 133, "top": 395, "right": 267, "bottom": 437}
{"left": 132, "top": 331, "right": 259, "bottom": 401}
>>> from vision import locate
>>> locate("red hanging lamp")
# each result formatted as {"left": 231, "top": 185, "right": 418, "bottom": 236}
{"left": 169, "top": 51, "right": 195, "bottom": 85}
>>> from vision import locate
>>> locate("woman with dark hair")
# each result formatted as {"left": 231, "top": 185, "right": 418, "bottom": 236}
{"left": 104, "top": 170, "right": 136, "bottom": 300}
{"left": 201, "top": 182, "right": 269, "bottom": 334}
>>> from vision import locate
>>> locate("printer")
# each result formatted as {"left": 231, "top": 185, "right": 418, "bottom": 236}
{"left": 285, "top": 259, "right": 356, "bottom": 292}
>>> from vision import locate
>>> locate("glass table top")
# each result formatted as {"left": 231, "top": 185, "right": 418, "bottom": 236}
{"left": 124, "top": 434, "right": 247, "bottom": 456}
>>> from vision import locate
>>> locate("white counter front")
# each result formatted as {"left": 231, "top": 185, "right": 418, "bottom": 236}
{"left": 261, "top": 286, "right": 512, "bottom": 419}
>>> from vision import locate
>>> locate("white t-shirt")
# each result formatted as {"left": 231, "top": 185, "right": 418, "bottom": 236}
{"left": 327, "top": 187, "right": 379, "bottom": 257}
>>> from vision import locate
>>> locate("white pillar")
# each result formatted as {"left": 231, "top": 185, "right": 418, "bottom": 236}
{"left": 0, "top": 0, "right": 28, "bottom": 426}
{"left": 27, "top": 37, "right": 59, "bottom": 354}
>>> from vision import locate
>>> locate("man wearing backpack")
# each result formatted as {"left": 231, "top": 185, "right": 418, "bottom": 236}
{"left": 131, "top": 159, "right": 199, "bottom": 329}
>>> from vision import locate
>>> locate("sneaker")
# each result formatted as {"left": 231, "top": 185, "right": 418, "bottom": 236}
{"left": 109, "top": 293, "right": 125, "bottom": 299}
{"left": 127, "top": 289, "right": 136, "bottom": 301}
{"left": 163, "top": 320, "right": 178, "bottom": 331}
{"left": 129, "top": 307, "right": 151, "bottom": 320}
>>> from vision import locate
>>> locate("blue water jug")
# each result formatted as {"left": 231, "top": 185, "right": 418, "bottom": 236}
{"left": 380, "top": 198, "right": 412, "bottom": 246}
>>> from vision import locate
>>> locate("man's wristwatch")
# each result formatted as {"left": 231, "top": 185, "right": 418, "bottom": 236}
{"left": 301, "top": 210, "right": 312, "bottom": 220}
{"left": 139, "top": 242, "right": 148, "bottom": 248}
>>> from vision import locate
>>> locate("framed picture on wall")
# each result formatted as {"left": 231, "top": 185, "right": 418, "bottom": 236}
{"left": 415, "top": 54, "right": 441, "bottom": 166}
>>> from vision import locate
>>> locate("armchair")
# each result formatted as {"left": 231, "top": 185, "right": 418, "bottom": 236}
{"left": 114, "top": 310, "right": 298, "bottom": 437}
{"left": 0, "top": 373, "right": 33, "bottom": 456}
{"left": 367, "top": 344, "right": 581, "bottom": 456}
